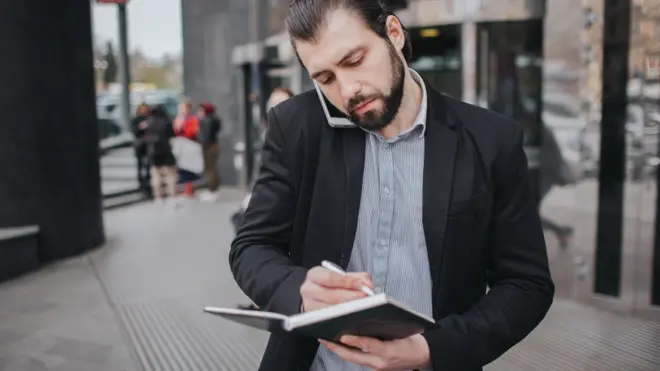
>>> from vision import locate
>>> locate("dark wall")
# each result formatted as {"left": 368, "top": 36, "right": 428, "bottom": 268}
{"left": 182, "top": 0, "right": 258, "bottom": 186}
{"left": 0, "top": 0, "right": 104, "bottom": 261}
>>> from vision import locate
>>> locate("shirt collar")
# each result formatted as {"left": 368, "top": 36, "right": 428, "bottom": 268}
{"left": 363, "top": 68, "right": 428, "bottom": 141}
{"left": 409, "top": 68, "right": 428, "bottom": 139}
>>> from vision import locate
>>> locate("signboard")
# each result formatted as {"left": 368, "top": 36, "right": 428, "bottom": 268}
{"left": 96, "top": 0, "right": 129, "bottom": 4}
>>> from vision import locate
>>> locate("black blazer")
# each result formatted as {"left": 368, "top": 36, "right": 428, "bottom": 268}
{"left": 229, "top": 86, "right": 554, "bottom": 371}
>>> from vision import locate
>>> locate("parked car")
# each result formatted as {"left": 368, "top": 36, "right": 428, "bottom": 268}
{"left": 98, "top": 117, "right": 122, "bottom": 140}
{"left": 95, "top": 90, "right": 183, "bottom": 150}
{"left": 96, "top": 90, "right": 182, "bottom": 123}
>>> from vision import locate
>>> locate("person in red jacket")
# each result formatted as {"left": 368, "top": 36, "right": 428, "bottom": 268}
{"left": 173, "top": 99, "right": 200, "bottom": 197}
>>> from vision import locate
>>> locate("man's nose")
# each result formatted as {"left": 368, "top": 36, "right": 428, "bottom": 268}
{"left": 338, "top": 77, "right": 361, "bottom": 103}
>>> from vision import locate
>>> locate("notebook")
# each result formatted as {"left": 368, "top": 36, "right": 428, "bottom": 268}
{"left": 203, "top": 293, "right": 437, "bottom": 341}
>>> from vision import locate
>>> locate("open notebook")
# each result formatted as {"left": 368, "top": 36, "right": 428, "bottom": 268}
{"left": 203, "top": 293, "right": 437, "bottom": 341}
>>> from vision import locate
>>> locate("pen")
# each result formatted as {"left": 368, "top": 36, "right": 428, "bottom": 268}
{"left": 321, "top": 260, "right": 376, "bottom": 296}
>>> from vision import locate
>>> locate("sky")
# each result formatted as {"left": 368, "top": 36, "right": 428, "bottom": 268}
{"left": 91, "top": 0, "right": 183, "bottom": 59}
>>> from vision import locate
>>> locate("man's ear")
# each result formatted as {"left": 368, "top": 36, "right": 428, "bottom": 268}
{"left": 385, "top": 15, "right": 405, "bottom": 52}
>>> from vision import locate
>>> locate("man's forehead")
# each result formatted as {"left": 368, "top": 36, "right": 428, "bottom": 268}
{"left": 296, "top": 38, "right": 363, "bottom": 66}
{"left": 294, "top": 9, "right": 375, "bottom": 69}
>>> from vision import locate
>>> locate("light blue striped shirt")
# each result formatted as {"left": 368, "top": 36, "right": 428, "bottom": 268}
{"left": 311, "top": 70, "right": 433, "bottom": 371}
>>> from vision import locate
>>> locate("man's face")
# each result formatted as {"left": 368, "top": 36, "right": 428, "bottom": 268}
{"left": 295, "top": 9, "right": 406, "bottom": 131}
{"left": 179, "top": 103, "right": 190, "bottom": 116}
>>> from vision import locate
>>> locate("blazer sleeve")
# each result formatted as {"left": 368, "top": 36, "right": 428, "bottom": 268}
{"left": 229, "top": 108, "right": 307, "bottom": 316}
{"left": 421, "top": 123, "right": 554, "bottom": 370}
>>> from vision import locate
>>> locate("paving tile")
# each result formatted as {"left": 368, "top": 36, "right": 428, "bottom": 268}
{"left": 1, "top": 192, "right": 659, "bottom": 371}
{"left": 0, "top": 330, "right": 25, "bottom": 348}
{"left": 44, "top": 338, "right": 115, "bottom": 364}
{"left": 0, "top": 352, "right": 63, "bottom": 371}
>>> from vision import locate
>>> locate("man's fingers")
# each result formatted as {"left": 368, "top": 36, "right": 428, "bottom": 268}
{"left": 308, "top": 266, "right": 357, "bottom": 289}
{"left": 347, "top": 272, "right": 374, "bottom": 289}
{"left": 307, "top": 266, "right": 373, "bottom": 290}
{"left": 300, "top": 280, "right": 323, "bottom": 302}
{"left": 339, "top": 335, "right": 385, "bottom": 354}
{"left": 318, "top": 288, "right": 367, "bottom": 305}
{"left": 320, "top": 339, "right": 386, "bottom": 370}
{"left": 301, "top": 281, "right": 367, "bottom": 305}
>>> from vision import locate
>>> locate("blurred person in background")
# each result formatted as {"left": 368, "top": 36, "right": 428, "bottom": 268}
{"left": 132, "top": 103, "right": 152, "bottom": 196}
{"left": 261, "top": 88, "right": 295, "bottom": 147}
{"left": 232, "top": 87, "right": 295, "bottom": 233}
{"left": 267, "top": 87, "right": 294, "bottom": 113}
{"left": 258, "top": 87, "right": 295, "bottom": 169}
{"left": 145, "top": 105, "right": 178, "bottom": 206}
{"left": 198, "top": 101, "right": 223, "bottom": 203}
{"left": 233, "top": 87, "right": 294, "bottom": 311}
{"left": 539, "top": 123, "right": 575, "bottom": 249}
{"left": 173, "top": 99, "right": 201, "bottom": 197}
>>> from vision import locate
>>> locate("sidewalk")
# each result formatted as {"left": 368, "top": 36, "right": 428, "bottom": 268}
{"left": 1, "top": 191, "right": 659, "bottom": 371}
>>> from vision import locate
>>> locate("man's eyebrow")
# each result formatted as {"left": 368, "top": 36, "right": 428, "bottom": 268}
{"left": 310, "top": 70, "right": 328, "bottom": 80}
{"left": 310, "top": 46, "right": 365, "bottom": 80}
{"left": 335, "top": 46, "right": 364, "bottom": 65}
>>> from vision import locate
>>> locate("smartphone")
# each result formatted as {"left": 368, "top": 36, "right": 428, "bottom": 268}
{"left": 313, "top": 80, "right": 356, "bottom": 129}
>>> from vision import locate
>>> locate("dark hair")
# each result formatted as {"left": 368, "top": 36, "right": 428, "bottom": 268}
{"left": 135, "top": 102, "right": 150, "bottom": 117}
{"left": 286, "top": 0, "right": 412, "bottom": 62}
{"left": 150, "top": 104, "right": 168, "bottom": 118}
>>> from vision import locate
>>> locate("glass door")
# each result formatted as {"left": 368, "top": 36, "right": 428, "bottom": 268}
{"left": 476, "top": 20, "right": 544, "bottom": 150}
{"left": 408, "top": 25, "right": 463, "bottom": 100}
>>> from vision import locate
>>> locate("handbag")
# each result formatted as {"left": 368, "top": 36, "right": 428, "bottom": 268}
{"left": 170, "top": 136, "right": 204, "bottom": 174}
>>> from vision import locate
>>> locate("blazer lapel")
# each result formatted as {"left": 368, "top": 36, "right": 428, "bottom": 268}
{"left": 423, "top": 90, "right": 458, "bottom": 303}
{"left": 340, "top": 128, "right": 366, "bottom": 269}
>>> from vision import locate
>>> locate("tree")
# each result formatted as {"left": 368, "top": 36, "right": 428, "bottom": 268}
{"left": 102, "top": 41, "right": 118, "bottom": 89}
{"left": 130, "top": 48, "right": 182, "bottom": 90}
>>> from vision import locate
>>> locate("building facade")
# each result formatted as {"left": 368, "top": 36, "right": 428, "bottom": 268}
{"left": 229, "top": 0, "right": 547, "bottom": 184}
{"left": 182, "top": 0, "right": 660, "bottom": 318}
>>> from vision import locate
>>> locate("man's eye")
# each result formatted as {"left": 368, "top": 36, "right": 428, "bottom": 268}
{"left": 346, "top": 57, "right": 362, "bottom": 66}
{"left": 319, "top": 75, "right": 335, "bottom": 85}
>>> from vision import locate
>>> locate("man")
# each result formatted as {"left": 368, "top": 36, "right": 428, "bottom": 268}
{"left": 131, "top": 103, "right": 152, "bottom": 196}
{"left": 197, "top": 101, "right": 222, "bottom": 202}
{"left": 144, "top": 105, "right": 178, "bottom": 205}
{"left": 173, "top": 99, "right": 200, "bottom": 197}
{"left": 229, "top": 1, "right": 554, "bottom": 371}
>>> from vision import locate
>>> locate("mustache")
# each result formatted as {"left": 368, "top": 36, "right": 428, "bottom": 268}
{"left": 347, "top": 95, "right": 381, "bottom": 112}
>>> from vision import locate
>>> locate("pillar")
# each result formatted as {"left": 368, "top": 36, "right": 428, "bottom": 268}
{"left": 182, "top": 0, "right": 254, "bottom": 186}
{"left": 0, "top": 0, "right": 105, "bottom": 262}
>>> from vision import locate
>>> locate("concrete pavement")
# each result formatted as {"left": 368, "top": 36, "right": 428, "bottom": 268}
{"left": 1, "top": 189, "right": 659, "bottom": 371}
{"left": 540, "top": 178, "right": 660, "bottom": 308}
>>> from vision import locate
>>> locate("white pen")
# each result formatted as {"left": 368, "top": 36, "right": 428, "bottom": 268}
{"left": 321, "top": 260, "right": 376, "bottom": 296}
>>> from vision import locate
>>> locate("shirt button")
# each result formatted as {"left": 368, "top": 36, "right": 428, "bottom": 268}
{"left": 383, "top": 187, "right": 390, "bottom": 195}
{"left": 380, "top": 239, "right": 387, "bottom": 246}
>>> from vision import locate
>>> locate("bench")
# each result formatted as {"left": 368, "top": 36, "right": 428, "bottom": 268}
{"left": 0, "top": 226, "right": 40, "bottom": 283}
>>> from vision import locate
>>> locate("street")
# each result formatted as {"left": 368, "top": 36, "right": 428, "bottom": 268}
{"left": 0, "top": 191, "right": 659, "bottom": 371}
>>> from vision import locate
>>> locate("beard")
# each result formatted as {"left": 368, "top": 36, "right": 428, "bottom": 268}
{"left": 346, "top": 41, "right": 406, "bottom": 131}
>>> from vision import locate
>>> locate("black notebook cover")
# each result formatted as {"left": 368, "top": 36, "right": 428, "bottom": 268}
{"left": 291, "top": 300, "right": 437, "bottom": 341}
{"left": 204, "top": 293, "right": 437, "bottom": 342}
